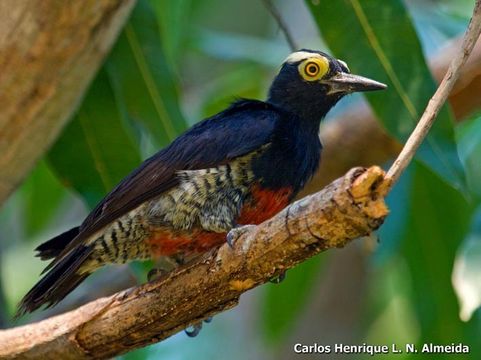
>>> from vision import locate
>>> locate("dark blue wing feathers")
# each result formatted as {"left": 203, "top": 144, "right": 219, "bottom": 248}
{"left": 55, "top": 100, "right": 280, "bottom": 258}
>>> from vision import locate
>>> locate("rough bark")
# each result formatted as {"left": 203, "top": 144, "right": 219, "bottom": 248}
{"left": 0, "top": 0, "right": 136, "bottom": 205}
{"left": 0, "top": 166, "right": 388, "bottom": 360}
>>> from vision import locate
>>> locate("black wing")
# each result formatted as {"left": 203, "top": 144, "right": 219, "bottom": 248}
{"left": 50, "top": 99, "right": 280, "bottom": 263}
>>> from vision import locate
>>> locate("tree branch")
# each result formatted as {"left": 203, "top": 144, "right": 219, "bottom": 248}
{"left": 300, "top": 34, "right": 481, "bottom": 197}
{"left": 1, "top": 2, "right": 480, "bottom": 359}
{"left": 0, "top": 0, "right": 136, "bottom": 205}
{"left": 0, "top": 166, "right": 388, "bottom": 359}
{"left": 261, "top": 0, "right": 298, "bottom": 51}
{"left": 1, "top": 4, "right": 481, "bottom": 210}
{"left": 385, "top": 0, "right": 481, "bottom": 187}
{"left": 280, "top": 5, "right": 481, "bottom": 352}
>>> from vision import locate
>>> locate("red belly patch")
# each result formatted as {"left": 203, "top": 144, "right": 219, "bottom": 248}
{"left": 237, "top": 184, "right": 292, "bottom": 225}
{"left": 146, "top": 184, "right": 292, "bottom": 257}
{"left": 147, "top": 228, "right": 226, "bottom": 257}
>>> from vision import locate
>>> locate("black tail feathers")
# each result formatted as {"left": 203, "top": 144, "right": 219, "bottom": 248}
{"left": 35, "top": 226, "right": 80, "bottom": 260}
{"left": 16, "top": 244, "right": 93, "bottom": 318}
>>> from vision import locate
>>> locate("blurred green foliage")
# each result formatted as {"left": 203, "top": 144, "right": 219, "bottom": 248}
{"left": 49, "top": 69, "right": 142, "bottom": 208}
{"left": 262, "top": 255, "right": 325, "bottom": 343}
{"left": 457, "top": 114, "right": 481, "bottom": 199}
{"left": 1, "top": 0, "right": 480, "bottom": 359}
{"left": 106, "top": 0, "right": 188, "bottom": 147}
{"left": 308, "top": 0, "right": 465, "bottom": 191}
{"left": 21, "top": 161, "right": 66, "bottom": 237}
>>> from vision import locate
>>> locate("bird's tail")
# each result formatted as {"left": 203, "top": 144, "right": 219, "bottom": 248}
{"left": 15, "top": 244, "right": 94, "bottom": 318}
{"left": 34, "top": 226, "right": 80, "bottom": 260}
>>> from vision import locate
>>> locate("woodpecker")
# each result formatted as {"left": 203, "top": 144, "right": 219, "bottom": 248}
{"left": 17, "top": 50, "right": 386, "bottom": 317}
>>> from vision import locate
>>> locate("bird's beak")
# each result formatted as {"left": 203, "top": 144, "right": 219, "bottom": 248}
{"left": 323, "top": 72, "right": 387, "bottom": 95}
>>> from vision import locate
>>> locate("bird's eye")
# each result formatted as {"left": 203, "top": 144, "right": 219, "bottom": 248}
{"left": 299, "top": 58, "right": 329, "bottom": 81}
{"left": 306, "top": 63, "right": 319, "bottom": 76}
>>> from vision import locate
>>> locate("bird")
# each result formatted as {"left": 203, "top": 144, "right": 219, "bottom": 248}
{"left": 17, "top": 49, "right": 386, "bottom": 318}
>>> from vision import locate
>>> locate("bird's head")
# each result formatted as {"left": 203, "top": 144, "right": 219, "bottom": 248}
{"left": 268, "top": 49, "right": 386, "bottom": 122}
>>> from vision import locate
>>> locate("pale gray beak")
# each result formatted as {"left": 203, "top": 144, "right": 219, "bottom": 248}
{"left": 323, "top": 72, "right": 387, "bottom": 94}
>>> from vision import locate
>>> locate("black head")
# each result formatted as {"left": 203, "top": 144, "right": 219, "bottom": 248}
{"left": 268, "top": 49, "right": 386, "bottom": 122}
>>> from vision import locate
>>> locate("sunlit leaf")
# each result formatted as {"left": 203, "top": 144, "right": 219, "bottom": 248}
{"left": 306, "top": 0, "right": 466, "bottom": 191}
{"left": 48, "top": 69, "right": 141, "bottom": 208}
{"left": 106, "top": 0, "right": 187, "bottom": 148}
{"left": 453, "top": 208, "right": 481, "bottom": 322}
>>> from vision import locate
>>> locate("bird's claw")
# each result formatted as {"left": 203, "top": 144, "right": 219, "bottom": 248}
{"left": 226, "top": 224, "right": 256, "bottom": 248}
{"left": 184, "top": 316, "right": 213, "bottom": 337}
{"left": 269, "top": 270, "right": 286, "bottom": 284}
{"left": 226, "top": 232, "right": 236, "bottom": 248}
{"left": 185, "top": 322, "right": 203, "bottom": 337}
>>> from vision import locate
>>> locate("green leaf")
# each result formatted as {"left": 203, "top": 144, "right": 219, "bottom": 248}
{"left": 306, "top": 0, "right": 465, "bottom": 191}
{"left": 106, "top": 0, "right": 187, "bottom": 147}
{"left": 48, "top": 69, "right": 141, "bottom": 208}
{"left": 149, "top": 0, "right": 192, "bottom": 69}
{"left": 401, "top": 162, "right": 479, "bottom": 357}
{"left": 21, "top": 160, "right": 66, "bottom": 237}
{"left": 261, "top": 255, "right": 325, "bottom": 343}
{"left": 456, "top": 114, "right": 481, "bottom": 198}
{"left": 199, "top": 64, "right": 266, "bottom": 118}
{"left": 375, "top": 167, "right": 413, "bottom": 265}
{"left": 195, "top": 29, "right": 289, "bottom": 66}
{"left": 120, "top": 346, "right": 152, "bottom": 360}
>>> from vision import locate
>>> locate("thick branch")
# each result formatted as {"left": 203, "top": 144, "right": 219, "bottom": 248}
{"left": 0, "top": 0, "right": 136, "bottom": 205}
{"left": 0, "top": 166, "right": 388, "bottom": 360}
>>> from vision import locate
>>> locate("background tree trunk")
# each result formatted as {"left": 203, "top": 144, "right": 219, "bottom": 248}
{"left": 0, "top": 0, "right": 136, "bottom": 205}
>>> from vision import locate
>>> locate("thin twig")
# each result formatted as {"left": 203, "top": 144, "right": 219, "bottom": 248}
{"left": 385, "top": 0, "right": 481, "bottom": 189}
{"left": 262, "top": 0, "right": 298, "bottom": 51}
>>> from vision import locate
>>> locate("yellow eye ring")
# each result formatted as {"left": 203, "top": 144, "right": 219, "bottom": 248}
{"left": 299, "top": 57, "right": 329, "bottom": 81}
{"left": 306, "top": 62, "right": 319, "bottom": 76}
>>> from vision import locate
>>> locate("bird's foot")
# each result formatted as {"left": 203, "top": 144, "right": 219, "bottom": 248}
{"left": 184, "top": 317, "right": 213, "bottom": 337}
{"left": 147, "top": 268, "right": 167, "bottom": 282}
{"left": 172, "top": 253, "right": 186, "bottom": 265}
{"left": 269, "top": 270, "right": 286, "bottom": 284}
{"left": 185, "top": 322, "right": 202, "bottom": 337}
{"left": 226, "top": 224, "right": 256, "bottom": 248}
